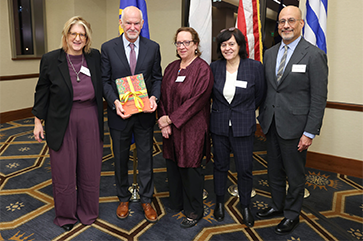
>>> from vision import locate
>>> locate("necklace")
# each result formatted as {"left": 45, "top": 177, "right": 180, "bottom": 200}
{"left": 178, "top": 56, "right": 197, "bottom": 74}
{"left": 67, "top": 54, "right": 84, "bottom": 82}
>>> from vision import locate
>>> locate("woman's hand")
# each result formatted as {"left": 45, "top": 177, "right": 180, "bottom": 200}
{"left": 161, "top": 125, "right": 172, "bottom": 139}
{"left": 158, "top": 115, "right": 172, "bottom": 129}
{"left": 33, "top": 117, "right": 44, "bottom": 143}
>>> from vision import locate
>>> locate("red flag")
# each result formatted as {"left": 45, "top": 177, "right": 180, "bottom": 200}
{"left": 237, "top": 0, "right": 263, "bottom": 62}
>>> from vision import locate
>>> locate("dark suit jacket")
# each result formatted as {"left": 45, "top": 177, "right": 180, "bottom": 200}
{"left": 210, "top": 58, "right": 266, "bottom": 137}
{"left": 101, "top": 34, "right": 162, "bottom": 131}
{"left": 258, "top": 38, "right": 328, "bottom": 139}
{"left": 32, "top": 48, "right": 104, "bottom": 151}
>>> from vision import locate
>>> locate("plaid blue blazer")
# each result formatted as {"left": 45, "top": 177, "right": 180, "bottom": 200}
{"left": 210, "top": 58, "right": 266, "bottom": 137}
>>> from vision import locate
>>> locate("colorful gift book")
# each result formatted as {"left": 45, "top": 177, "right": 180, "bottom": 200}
{"left": 115, "top": 74, "right": 150, "bottom": 115}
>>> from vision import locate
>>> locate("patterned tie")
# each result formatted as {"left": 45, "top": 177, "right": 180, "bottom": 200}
{"left": 129, "top": 43, "right": 136, "bottom": 75}
{"left": 277, "top": 45, "right": 288, "bottom": 82}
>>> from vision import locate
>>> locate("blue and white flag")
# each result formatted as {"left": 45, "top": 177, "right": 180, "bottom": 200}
{"left": 119, "top": 0, "right": 150, "bottom": 39}
{"left": 303, "top": 0, "right": 328, "bottom": 53}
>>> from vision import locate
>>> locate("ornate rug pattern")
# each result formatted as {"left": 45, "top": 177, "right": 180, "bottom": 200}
{"left": 0, "top": 115, "right": 362, "bottom": 241}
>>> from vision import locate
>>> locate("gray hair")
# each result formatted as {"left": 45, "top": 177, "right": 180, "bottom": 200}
{"left": 121, "top": 6, "right": 143, "bottom": 22}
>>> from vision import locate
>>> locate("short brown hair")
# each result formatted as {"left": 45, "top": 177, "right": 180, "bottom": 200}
{"left": 61, "top": 16, "right": 92, "bottom": 54}
{"left": 173, "top": 27, "right": 201, "bottom": 58}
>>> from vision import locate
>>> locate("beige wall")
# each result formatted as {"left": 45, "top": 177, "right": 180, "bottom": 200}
{"left": 0, "top": 0, "right": 181, "bottom": 113}
{"left": 0, "top": 0, "right": 362, "bottom": 161}
{"left": 298, "top": 0, "right": 363, "bottom": 161}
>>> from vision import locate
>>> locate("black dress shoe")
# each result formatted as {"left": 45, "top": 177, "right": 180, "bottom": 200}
{"left": 180, "top": 218, "right": 198, "bottom": 228}
{"left": 275, "top": 217, "right": 299, "bottom": 235}
{"left": 256, "top": 207, "right": 283, "bottom": 218}
{"left": 241, "top": 207, "right": 254, "bottom": 227}
{"left": 61, "top": 224, "right": 74, "bottom": 232}
{"left": 213, "top": 203, "right": 224, "bottom": 222}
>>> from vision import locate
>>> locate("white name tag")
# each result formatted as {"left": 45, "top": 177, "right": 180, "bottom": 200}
{"left": 235, "top": 80, "right": 247, "bottom": 88}
{"left": 292, "top": 64, "right": 306, "bottom": 73}
{"left": 80, "top": 66, "right": 91, "bottom": 76}
{"left": 175, "top": 76, "right": 186, "bottom": 82}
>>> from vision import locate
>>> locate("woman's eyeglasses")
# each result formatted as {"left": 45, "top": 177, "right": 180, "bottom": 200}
{"left": 69, "top": 32, "right": 87, "bottom": 40}
{"left": 174, "top": 40, "right": 194, "bottom": 48}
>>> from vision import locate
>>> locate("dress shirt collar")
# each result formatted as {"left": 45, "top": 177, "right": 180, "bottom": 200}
{"left": 280, "top": 36, "right": 302, "bottom": 52}
{"left": 122, "top": 34, "right": 140, "bottom": 50}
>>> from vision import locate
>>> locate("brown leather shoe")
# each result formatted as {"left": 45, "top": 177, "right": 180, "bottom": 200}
{"left": 142, "top": 203, "right": 158, "bottom": 223}
{"left": 116, "top": 202, "right": 129, "bottom": 219}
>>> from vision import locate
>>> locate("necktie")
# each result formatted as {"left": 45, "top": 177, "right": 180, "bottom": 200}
{"left": 129, "top": 43, "right": 136, "bottom": 75}
{"left": 277, "top": 45, "right": 288, "bottom": 82}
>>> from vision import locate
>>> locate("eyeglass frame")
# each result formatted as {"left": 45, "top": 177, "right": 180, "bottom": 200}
{"left": 174, "top": 40, "right": 194, "bottom": 48}
{"left": 277, "top": 18, "right": 302, "bottom": 26}
{"left": 68, "top": 32, "right": 87, "bottom": 40}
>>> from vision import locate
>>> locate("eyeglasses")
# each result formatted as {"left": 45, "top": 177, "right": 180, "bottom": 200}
{"left": 277, "top": 18, "right": 301, "bottom": 26}
{"left": 220, "top": 27, "right": 236, "bottom": 33}
{"left": 175, "top": 40, "right": 194, "bottom": 48}
{"left": 69, "top": 32, "right": 87, "bottom": 40}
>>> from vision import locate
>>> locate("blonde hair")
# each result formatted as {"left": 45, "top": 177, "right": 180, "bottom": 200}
{"left": 61, "top": 16, "right": 92, "bottom": 54}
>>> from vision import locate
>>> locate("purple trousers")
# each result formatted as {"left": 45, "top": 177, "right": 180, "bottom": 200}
{"left": 49, "top": 101, "right": 103, "bottom": 226}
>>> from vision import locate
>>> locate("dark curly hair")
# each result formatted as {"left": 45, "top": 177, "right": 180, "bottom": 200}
{"left": 216, "top": 28, "right": 248, "bottom": 60}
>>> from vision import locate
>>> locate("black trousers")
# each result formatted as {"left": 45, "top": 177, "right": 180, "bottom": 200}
{"left": 266, "top": 120, "right": 307, "bottom": 219}
{"left": 110, "top": 115, "right": 154, "bottom": 204}
{"left": 211, "top": 128, "right": 254, "bottom": 207}
{"left": 166, "top": 159, "right": 204, "bottom": 220}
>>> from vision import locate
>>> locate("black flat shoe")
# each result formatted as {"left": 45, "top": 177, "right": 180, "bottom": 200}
{"left": 213, "top": 203, "right": 224, "bottom": 222}
{"left": 241, "top": 207, "right": 254, "bottom": 227}
{"left": 256, "top": 206, "right": 283, "bottom": 219}
{"left": 275, "top": 217, "right": 299, "bottom": 235}
{"left": 61, "top": 224, "right": 74, "bottom": 232}
{"left": 180, "top": 218, "right": 198, "bottom": 228}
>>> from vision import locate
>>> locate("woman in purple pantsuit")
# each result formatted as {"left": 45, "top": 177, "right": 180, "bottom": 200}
{"left": 158, "top": 27, "right": 213, "bottom": 228}
{"left": 32, "top": 16, "right": 104, "bottom": 232}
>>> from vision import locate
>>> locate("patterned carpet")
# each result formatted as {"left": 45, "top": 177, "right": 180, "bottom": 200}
{"left": 0, "top": 114, "right": 362, "bottom": 241}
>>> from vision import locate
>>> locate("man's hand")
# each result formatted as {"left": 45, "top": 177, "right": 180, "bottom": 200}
{"left": 144, "top": 96, "right": 157, "bottom": 113}
{"left": 114, "top": 99, "right": 132, "bottom": 119}
{"left": 298, "top": 135, "right": 313, "bottom": 152}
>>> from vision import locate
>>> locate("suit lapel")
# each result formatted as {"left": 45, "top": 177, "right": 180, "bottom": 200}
{"left": 114, "top": 34, "right": 132, "bottom": 75}
{"left": 230, "top": 59, "right": 246, "bottom": 106}
{"left": 279, "top": 38, "right": 308, "bottom": 85}
{"left": 84, "top": 51, "right": 97, "bottom": 94}
{"left": 58, "top": 50, "right": 73, "bottom": 95}
{"left": 215, "top": 60, "right": 230, "bottom": 105}
{"left": 268, "top": 43, "right": 280, "bottom": 89}
{"left": 136, "top": 37, "right": 148, "bottom": 73}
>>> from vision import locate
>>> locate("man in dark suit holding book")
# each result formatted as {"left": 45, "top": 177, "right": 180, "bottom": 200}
{"left": 101, "top": 6, "right": 162, "bottom": 223}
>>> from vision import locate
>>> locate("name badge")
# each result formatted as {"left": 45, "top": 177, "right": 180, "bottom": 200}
{"left": 235, "top": 80, "right": 247, "bottom": 88}
{"left": 176, "top": 76, "right": 186, "bottom": 82}
{"left": 80, "top": 66, "right": 91, "bottom": 76}
{"left": 292, "top": 64, "right": 306, "bottom": 73}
